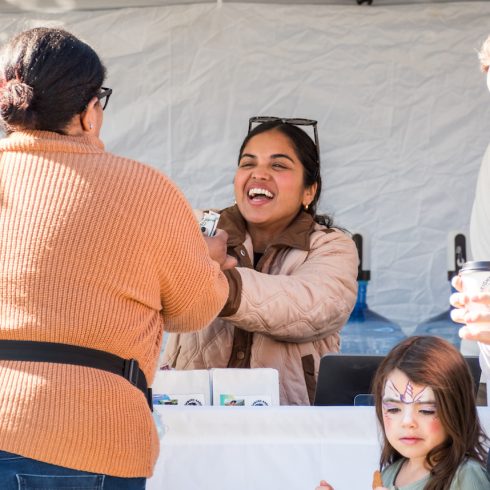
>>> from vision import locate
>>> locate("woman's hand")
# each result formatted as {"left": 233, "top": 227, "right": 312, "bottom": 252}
{"left": 450, "top": 275, "right": 490, "bottom": 344}
{"left": 315, "top": 480, "right": 334, "bottom": 490}
{"left": 203, "top": 229, "right": 237, "bottom": 271}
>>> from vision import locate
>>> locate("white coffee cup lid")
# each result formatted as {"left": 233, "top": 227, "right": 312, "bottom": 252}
{"left": 460, "top": 261, "right": 490, "bottom": 272}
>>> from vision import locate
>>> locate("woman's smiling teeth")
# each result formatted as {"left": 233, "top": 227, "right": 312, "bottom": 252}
{"left": 248, "top": 188, "right": 274, "bottom": 199}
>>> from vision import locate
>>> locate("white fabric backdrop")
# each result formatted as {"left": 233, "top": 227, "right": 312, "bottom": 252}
{"left": 0, "top": 2, "right": 489, "bottom": 331}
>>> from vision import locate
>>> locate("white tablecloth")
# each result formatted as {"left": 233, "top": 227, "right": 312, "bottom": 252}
{"left": 147, "top": 406, "right": 490, "bottom": 490}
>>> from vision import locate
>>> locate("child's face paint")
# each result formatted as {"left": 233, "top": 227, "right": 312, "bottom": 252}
{"left": 382, "top": 369, "right": 447, "bottom": 465}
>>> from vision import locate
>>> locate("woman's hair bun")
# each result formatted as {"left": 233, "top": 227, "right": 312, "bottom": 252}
{"left": 5, "top": 80, "right": 34, "bottom": 108}
{"left": 0, "top": 79, "right": 34, "bottom": 125}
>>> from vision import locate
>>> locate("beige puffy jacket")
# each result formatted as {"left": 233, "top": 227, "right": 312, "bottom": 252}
{"left": 163, "top": 206, "right": 358, "bottom": 405}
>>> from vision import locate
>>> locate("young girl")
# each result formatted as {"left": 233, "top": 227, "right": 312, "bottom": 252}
{"left": 316, "top": 336, "right": 490, "bottom": 489}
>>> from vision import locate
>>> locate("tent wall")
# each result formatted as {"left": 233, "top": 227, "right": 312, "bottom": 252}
{"left": 0, "top": 2, "right": 489, "bottom": 332}
{"left": 0, "top": 0, "right": 482, "bottom": 11}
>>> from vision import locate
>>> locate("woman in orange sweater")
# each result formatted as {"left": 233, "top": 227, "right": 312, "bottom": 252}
{"left": 0, "top": 27, "right": 229, "bottom": 489}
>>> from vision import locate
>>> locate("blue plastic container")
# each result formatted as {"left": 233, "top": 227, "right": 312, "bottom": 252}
{"left": 414, "top": 309, "right": 461, "bottom": 349}
{"left": 341, "top": 280, "right": 406, "bottom": 355}
{"left": 414, "top": 285, "right": 461, "bottom": 349}
{"left": 414, "top": 232, "right": 468, "bottom": 350}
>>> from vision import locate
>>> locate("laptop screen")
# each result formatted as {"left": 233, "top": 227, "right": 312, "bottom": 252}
{"left": 313, "top": 354, "right": 481, "bottom": 406}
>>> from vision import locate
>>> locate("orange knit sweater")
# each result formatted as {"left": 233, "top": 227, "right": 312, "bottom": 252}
{"left": 0, "top": 130, "right": 229, "bottom": 477}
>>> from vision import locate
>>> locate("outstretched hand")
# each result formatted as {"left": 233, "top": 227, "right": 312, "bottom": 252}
{"left": 203, "top": 229, "right": 237, "bottom": 271}
{"left": 450, "top": 275, "right": 490, "bottom": 345}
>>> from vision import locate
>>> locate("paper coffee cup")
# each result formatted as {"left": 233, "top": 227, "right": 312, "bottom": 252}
{"left": 460, "top": 261, "right": 490, "bottom": 329}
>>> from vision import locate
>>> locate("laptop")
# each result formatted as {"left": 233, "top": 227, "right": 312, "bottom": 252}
{"left": 313, "top": 354, "right": 481, "bottom": 406}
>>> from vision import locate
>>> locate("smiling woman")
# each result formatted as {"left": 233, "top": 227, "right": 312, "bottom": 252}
{"left": 234, "top": 128, "right": 317, "bottom": 251}
{"left": 163, "top": 117, "right": 359, "bottom": 405}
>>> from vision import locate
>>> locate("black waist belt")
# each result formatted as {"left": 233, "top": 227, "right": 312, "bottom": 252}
{"left": 0, "top": 340, "right": 152, "bottom": 410}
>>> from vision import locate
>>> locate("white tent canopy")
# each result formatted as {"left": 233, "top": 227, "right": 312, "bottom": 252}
{"left": 0, "top": 0, "right": 482, "bottom": 11}
{"left": 0, "top": 1, "right": 488, "bottom": 332}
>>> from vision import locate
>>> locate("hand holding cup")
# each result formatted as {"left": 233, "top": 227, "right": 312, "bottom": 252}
{"left": 450, "top": 261, "right": 490, "bottom": 345}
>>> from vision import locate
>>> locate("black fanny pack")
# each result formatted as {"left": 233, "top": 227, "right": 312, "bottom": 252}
{"left": 0, "top": 340, "right": 152, "bottom": 410}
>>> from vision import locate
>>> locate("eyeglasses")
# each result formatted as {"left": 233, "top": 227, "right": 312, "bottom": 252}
{"left": 248, "top": 116, "right": 320, "bottom": 163}
{"left": 96, "top": 86, "right": 112, "bottom": 111}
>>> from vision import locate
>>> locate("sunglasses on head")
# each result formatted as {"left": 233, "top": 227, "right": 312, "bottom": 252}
{"left": 248, "top": 116, "right": 320, "bottom": 164}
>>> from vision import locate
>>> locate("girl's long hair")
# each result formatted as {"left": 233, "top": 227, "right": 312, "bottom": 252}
{"left": 372, "top": 336, "right": 488, "bottom": 490}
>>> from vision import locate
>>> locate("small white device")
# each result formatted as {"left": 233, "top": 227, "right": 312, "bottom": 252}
{"left": 199, "top": 210, "right": 220, "bottom": 237}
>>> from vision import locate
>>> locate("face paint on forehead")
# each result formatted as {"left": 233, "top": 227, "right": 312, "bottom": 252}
{"left": 383, "top": 379, "right": 432, "bottom": 404}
